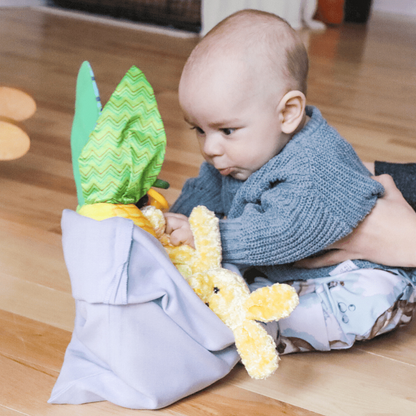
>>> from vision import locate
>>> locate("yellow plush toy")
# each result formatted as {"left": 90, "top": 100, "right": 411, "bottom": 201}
{"left": 143, "top": 204, "right": 299, "bottom": 380}
{"left": 73, "top": 63, "right": 299, "bottom": 380}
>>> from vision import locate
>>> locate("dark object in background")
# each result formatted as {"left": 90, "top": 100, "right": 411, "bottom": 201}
{"left": 375, "top": 162, "right": 416, "bottom": 212}
{"left": 315, "top": 0, "right": 345, "bottom": 25}
{"left": 51, "top": 0, "right": 202, "bottom": 32}
{"left": 315, "top": 0, "right": 373, "bottom": 25}
{"left": 344, "top": 0, "right": 373, "bottom": 23}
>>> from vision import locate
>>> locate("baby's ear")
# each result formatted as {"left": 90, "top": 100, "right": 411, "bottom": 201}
{"left": 277, "top": 90, "right": 306, "bottom": 135}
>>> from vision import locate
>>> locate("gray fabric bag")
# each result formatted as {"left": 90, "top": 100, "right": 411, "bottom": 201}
{"left": 49, "top": 210, "right": 239, "bottom": 409}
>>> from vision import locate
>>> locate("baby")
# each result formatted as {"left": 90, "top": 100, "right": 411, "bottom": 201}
{"left": 165, "top": 10, "right": 416, "bottom": 353}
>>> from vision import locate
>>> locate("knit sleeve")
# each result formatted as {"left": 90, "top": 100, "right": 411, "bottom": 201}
{"left": 169, "top": 162, "right": 225, "bottom": 217}
{"left": 375, "top": 161, "right": 416, "bottom": 211}
{"left": 219, "top": 187, "right": 357, "bottom": 265}
{"left": 219, "top": 124, "right": 385, "bottom": 265}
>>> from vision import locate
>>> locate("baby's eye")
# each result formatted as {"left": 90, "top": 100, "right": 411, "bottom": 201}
{"left": 190, "top": 126, "right": 205, "bottom": 135}
{"left": 221, "top": 128, "right": 235, "bottom": 136}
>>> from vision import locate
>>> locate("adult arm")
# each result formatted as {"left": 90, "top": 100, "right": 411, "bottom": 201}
{"left": 296, "top": 174, "right": 416, "bottom": 268}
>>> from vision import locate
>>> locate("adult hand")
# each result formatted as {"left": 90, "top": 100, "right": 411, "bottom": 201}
{"left": 295, "top": 174, "right": 416, "bottom": 268}
{"left": 163, "top": 212, "right": 195, "bottom": 248}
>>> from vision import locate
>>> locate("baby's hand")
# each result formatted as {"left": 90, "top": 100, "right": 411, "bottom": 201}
{"left": 163, "top": 212, "right": 195, "bottom": 248}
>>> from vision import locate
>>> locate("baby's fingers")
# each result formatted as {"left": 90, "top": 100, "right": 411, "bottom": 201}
{"left": 164, "top": 212, "right": 189, "bottom": 234}
{"left": 170, "top": 229, "right": 195, "bottom": 248}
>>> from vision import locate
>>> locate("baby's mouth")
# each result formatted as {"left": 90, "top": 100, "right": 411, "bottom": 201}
{"left": 218, "top": 167, "right": 234, "bottom": 176}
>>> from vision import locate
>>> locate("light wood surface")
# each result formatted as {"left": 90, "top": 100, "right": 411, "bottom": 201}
{"left": 0, "top": 6, "right": 415, "bottom": 416}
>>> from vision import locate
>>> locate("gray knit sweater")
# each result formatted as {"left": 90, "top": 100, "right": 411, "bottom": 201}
{"left": 171, "top": 106, "right": 392, "bottom": 282}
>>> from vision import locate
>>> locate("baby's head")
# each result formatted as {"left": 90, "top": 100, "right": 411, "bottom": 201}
{"left": 179, "top": 10, "right": 309, "bottom": 180}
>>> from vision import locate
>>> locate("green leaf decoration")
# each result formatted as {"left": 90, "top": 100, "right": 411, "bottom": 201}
{"left": 153, "top": 178, "right": 170, "bottom": 189}
{"left": 71, "top": 61, "right": 102, "bottom": 206}
{"left": 78, "top": 65, "right": 167, "bottom": 205}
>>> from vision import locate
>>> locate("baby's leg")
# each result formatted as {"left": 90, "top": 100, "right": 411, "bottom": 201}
{"left": 250, "top": 267, "right": 415, "bottom": 355}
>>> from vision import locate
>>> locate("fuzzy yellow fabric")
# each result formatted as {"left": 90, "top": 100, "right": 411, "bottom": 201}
{"left": 245, "top": 284, "right": 300, "bottom": 322}
{"left": 168, "top": 206, "right": 299, "bottom": 380}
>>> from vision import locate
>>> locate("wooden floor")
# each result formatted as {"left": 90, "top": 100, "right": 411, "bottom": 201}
{"left": 0, "top": 6, "right": 416, "bottom": 416}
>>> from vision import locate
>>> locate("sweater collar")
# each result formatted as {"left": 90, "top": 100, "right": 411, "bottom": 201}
{"left": 244, "top": 106, "right": 324, "bottom": 182}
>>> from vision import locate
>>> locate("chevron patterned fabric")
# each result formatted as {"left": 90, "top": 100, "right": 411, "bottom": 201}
{"left": 79, "top": 66, "right": 166, "bottom": 205}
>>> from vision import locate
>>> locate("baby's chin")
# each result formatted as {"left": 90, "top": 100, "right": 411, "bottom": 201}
{"left": 228, "top": 169, "right": 251, "bottom": 181}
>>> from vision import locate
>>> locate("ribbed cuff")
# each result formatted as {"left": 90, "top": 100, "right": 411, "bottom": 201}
{"left": 219, "top": 219, "right": 247, "bottom": 263}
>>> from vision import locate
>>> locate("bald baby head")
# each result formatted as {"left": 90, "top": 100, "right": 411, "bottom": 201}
{"left": 178, "top": 11, "right": 310, "bottom": 181}
{"left": 181, "top": 9, "right": 309, "bottom": 96}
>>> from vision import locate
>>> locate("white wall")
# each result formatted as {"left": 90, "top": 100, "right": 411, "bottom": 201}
{"left": 0, "top": 0, "right": 46, "bottom": 6}
{"left": 4, "top": 0, "right": 416, "bottom": 19}
{"left": 201, "top": 0, "right": 316, "bottom": 36}
{"left": 373, "top": 0, "right": 416, "bottom": 17}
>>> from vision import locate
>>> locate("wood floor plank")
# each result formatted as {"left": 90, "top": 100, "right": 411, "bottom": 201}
{"left": 231, "top": 348, "right": 416, "bottom": 416}
{"left": 332, "top": 124, "right": 416, "bottom": 163}
{"left": 0, "top": 178, "right": 75, "bottom": 232}
{"left": 15, "top": 154, "right": 74, "bottom": 181}
{"left": 0, "top": 405, "right": 26, "bottom": 416}
{"left": 0, "top": 218, "right": 70, "bottom": 292}
{"left": 0, "top": 354, "right": 155, "bottom": 416}
{"left": 0, "top": 273, "right": 74, "bottom": 332}
{"left": 168, "top": 372, "right": 320, "bottom": 416}
{"left": 0, "top": 160, "right": 75, "bottom": 197}
{"left": 356, "top": 320, "right": 416, "bottom": 367}
{"left": 0, "top": 310, "right": 70, "bottom": 373}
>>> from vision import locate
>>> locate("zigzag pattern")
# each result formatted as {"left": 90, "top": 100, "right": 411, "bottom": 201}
{"left": 79, "top": 66, "right": 166, "bottom": 205}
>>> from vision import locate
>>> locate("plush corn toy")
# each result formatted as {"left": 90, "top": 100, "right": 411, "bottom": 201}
{"left": 71, "top": 61, "right": 169, "bottom": 230}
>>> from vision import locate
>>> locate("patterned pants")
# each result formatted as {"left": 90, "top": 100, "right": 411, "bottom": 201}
{"left": 231, "top": 262, "right": 416, "bottom": 355}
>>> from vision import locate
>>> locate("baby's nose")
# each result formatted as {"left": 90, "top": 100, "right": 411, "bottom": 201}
{"left": 203, "top": 135, "right": 223, "bottom": 157}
